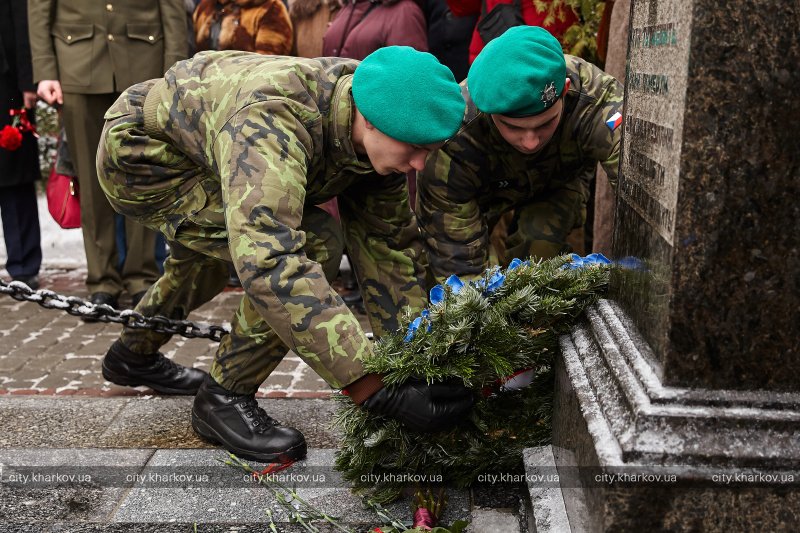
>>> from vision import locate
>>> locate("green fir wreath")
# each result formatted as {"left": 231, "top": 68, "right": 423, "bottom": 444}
{"left": 334, "top": 254, "right": 611, "bottom": 503}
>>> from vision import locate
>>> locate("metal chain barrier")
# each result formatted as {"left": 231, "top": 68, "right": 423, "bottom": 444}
{"left": 0, "top": 279, "right": 229, "bottom": 342}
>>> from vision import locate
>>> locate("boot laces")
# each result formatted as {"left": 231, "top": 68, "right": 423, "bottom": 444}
{"left": 233, "top": 395, "right": 279, "bottom": 433}
{"left": 152, "top": 355, "right": 181, "bottom": 375}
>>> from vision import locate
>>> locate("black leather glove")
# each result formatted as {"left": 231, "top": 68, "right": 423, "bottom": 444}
{"left": 362, "top": 378, "right": 474, "bottom": 432}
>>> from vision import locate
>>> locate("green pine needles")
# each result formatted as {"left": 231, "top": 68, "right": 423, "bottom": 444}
{"left": 334, "top": 254, "right": 610, "bottom": 503}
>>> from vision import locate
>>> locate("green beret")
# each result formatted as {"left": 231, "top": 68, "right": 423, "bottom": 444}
{"left": 352, "top": 46, "right": 465, "bottom": 144}
{"left": 468, "top": 26, "right": 567, "bottom": 117}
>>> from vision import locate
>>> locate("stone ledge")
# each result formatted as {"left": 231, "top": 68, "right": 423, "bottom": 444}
{"left": 523, "top": 446, "right": 570, "bottom": 533}
{"left": 560, "top": 299, "right": 800, "bottom": 471}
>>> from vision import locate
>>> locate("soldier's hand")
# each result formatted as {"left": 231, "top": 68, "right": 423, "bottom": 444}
{"left": 37, "top": 80, "right": 63, "bottom": 106}
{"left": 362, "top": 378, "right": 474, "bottom": 432}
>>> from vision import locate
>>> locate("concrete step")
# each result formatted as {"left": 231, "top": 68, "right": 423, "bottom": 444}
{"left": 0, "top": 396, "right": 530, "bottom": 531}
{"left": 523, "top": 446, "right": 570, "bottom": 533}
{"left": 0, "top": 396, "right": 339, "bottom": 449}
{"left": 0, "top": 447, "right": 466, "bottom": 529}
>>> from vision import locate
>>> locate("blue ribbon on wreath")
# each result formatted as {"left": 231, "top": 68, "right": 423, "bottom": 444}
{"left": 404, "top": 253, "right": 611, "bottom": 342}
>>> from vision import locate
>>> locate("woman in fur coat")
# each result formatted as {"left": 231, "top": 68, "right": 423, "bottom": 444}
{"left": 194, "top": 0, "right": 294, "bottom": 55}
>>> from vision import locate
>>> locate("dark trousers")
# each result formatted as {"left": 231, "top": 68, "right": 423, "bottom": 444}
{"left": 0, "top": 182, "right": 42, "bottom": 278}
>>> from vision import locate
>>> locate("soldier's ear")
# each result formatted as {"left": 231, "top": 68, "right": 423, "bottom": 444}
{"left": 363, "top": 119, "right": 376, "bottom": 131}
{"left": 561, "top": 78, "right": 571, "bottom": 96}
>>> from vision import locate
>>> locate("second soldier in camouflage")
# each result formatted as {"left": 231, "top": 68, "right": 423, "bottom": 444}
{"left": 417, "top": 26, "right": 624, "bottom": 281}
{"left": 96, "top": 47, "right": 473, "bottom": 462}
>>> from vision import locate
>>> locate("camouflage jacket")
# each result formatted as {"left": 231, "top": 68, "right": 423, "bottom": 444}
{"left": 417, "top": 55, "right": 623, "bottom": 280}
{"left": 104, "top": 51, "right": 426, "bottom": 388}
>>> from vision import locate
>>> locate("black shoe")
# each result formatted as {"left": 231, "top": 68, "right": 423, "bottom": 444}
{"left": 227, "top": 264, "right": 242, "bottom": 288}
{"left": 342, "top": 288, "right": 362, "bottom": 305}
{"left": 192, "top": 379, "right": 307, "bottom": 463}
{"left": 102, "top": 340, "right": 206, "bottom": 395}
{"left": 130, "top": 291, "right": 147, "bottom": 309}
{"left": 81, "top": 292, "right": 119, "bottom": 323}
{"left": 11, "top": 275, "right": 39, "bottom": 290}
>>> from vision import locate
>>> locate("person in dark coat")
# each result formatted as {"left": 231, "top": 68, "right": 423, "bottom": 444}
{"left": 423, "top": 0, "right": 476, "bottom": 82}
{"left": 0, "top": 0, "right": 42, "bottom": 290}
{"left": 447, "top": 0, "right": 577, "bottom": 64}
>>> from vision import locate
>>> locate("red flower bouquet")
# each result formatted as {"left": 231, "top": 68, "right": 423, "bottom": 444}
{"left": 0, "top": 125, "right": 23, "bottom": 150}
{"left": 0, "top": 108, "right": 38, "bottom": 151}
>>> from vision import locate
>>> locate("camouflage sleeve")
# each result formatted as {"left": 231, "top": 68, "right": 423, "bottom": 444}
{"left": 215, "top": 100, "right": 372, "bottom": 389}
{"left": 338, "top": 172, "right": 427, "bottom": 337}
{"left": 574, "top": 60, "right": 624, "bottom": 190}
{"left": 416, "top": 134, "right": 489, "bottom": 283}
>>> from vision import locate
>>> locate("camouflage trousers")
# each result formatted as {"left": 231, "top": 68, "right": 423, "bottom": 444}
{"left": 97, "top": 84, "right": 356, "bottom": 395}
{"left": 488, "top": 184, "right": 588, "bottom": 267}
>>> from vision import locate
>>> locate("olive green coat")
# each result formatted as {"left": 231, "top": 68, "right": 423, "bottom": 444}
{"left": 28, "top": 0, "right": 188, "bottom": 93}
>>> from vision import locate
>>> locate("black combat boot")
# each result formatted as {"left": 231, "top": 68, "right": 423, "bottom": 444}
{"left": 102, "top": 340, "right": 206, "bottom": 395}
{"left": 192, "top": 378, "right": 307, "bottom": 463}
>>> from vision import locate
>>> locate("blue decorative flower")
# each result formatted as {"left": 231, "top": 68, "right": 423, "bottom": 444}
{"left": 421, "top": 309, "right": 432, "bottom": 332}
{"left": 473, "top": 268, "right": 506, "bottom": 294}
{"left": 563, "top": 253, "right": 611, "bottom": 270}
{"left": 562, "top": 254, "right": 583, "bottom": 270}
{"left": 485, "top": 271, "right": 506, "bottom": 293}
{"left": 429, "top": 285, "right": 445, "bottom": 305}
{"left": 508, "top": 258, "right": 531, "bottom": 271}
{"left": 429, "top": 274, "right": 465, "bottom": 306}
{"left": 404, "top": 316, "right": 423, "bottom": 342}
{"left": 445, "top": 274, "right": 464, "bottom": 293}
{"left": 583, "top": 253, "right": 611, "bottom": 265}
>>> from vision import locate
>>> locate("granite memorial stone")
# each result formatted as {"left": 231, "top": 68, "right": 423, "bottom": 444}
{"left": 527, "top": 0, "right": 800, "bottom": 530}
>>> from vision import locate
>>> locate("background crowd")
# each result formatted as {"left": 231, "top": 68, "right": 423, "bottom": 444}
{"left": 1, "top": 0, "right": 616, "bottom": 308}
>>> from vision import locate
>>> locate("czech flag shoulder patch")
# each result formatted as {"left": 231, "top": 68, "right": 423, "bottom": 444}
{"left": 606, "top": 111, "right": 622, "bottom": 131}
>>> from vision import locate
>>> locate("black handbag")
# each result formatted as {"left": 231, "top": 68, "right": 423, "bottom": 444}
{"left": 476, "top": 0, "right": 525, "bottom": 44}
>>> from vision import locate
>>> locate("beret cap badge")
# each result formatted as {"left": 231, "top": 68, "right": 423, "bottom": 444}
{"left": 541, "top": 81, "right": 557, "bottom": 108}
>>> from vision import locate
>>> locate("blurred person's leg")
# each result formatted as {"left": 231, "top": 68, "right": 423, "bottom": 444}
{"left": 62, "top": 92, "right": 159, "bottom": 301}
{"left": 120, "top": 210, "right": 159, "bottom": 295}
{"left": 0, "top": 182, "right": 42, "bottom": 282}
{"left": 62, "top": 92, "right": 123, "bottom": 299}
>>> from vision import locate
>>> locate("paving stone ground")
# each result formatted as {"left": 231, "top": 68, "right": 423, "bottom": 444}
{"left": 0, "top": 269, "right": 529, "bottom": 531}
{"left": 0, "top": 269, "right": 371, "bottom": 398}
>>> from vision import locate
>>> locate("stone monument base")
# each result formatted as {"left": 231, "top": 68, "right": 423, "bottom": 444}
{"left": 525, "top": 299, "right": 800, "bottom": 531}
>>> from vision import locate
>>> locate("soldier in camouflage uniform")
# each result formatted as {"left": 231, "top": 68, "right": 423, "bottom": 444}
{"left": 417, "top": 26, "right": 623, "bottom": 281}
{"left": 96, "top": 47, "right": 473, "bottom": 462}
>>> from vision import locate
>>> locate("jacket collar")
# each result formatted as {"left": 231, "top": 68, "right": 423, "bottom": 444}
{"left": 327, "top": 74, "right": 374, "bottom": 173}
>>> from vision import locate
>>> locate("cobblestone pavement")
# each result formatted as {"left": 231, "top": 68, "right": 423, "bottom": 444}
{"left": 0, "top": 268, "right": 371, "bottom": 398}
